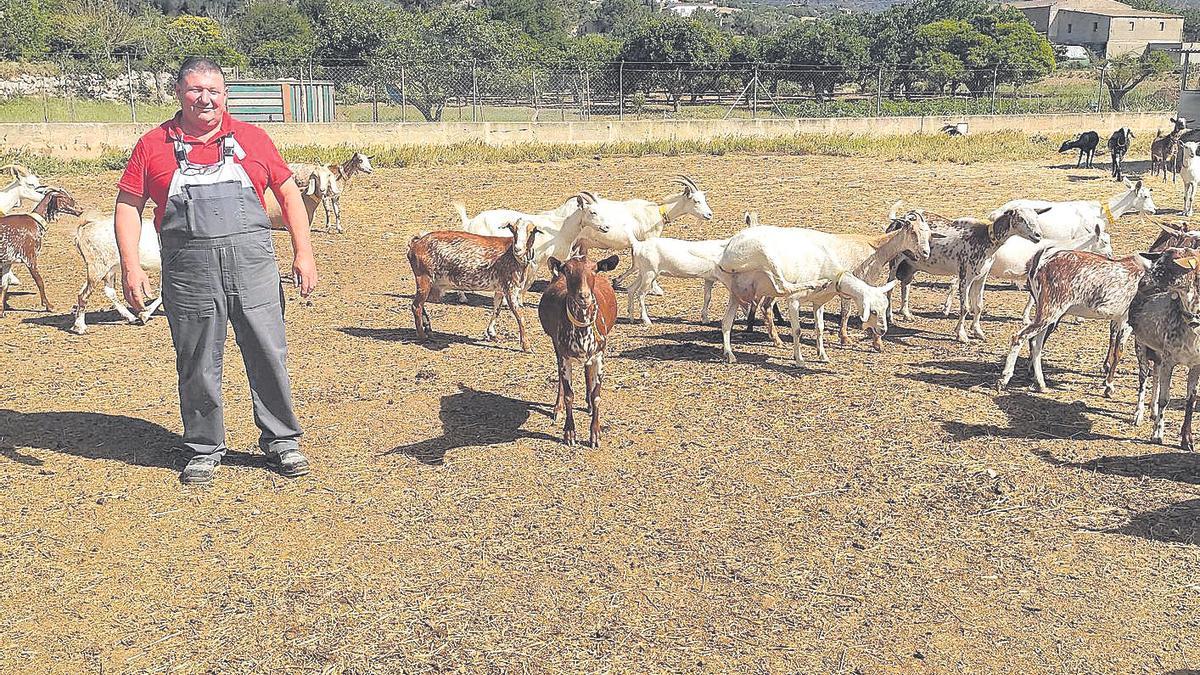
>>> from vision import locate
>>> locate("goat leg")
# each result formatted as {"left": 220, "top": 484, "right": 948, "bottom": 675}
{"left": 505, "top": 288, "right": 530, "bottom": 352}
{"left": 28, "top": 261, "right": 53, "bottom": 312}
{"left": 561, "top": 357, "right": 576, "bottom": 447}
{"left": 1182, "top": 368, "right": 1200, "bottom": 452}
{"left": 412, "top": 278, "right": 431, "bottom": 341}
{"left": 586, "top": 357, "right": 601, "bottom": 449}
{"left": 787, "top": 297, "right": 805, "bottom": 366}
{"left": 721, "top": 294, "right": 739, "bottom": 364}
{"left": 1152, "top": 362, "right": 1175, "bottom": 444}
{"left": 1134, "top": 345, "right": 1153, "bottom": 426}
{"left": 814, "top": 305, "right": 829, "bottom": 362}
{"left": 763, "top": 299, "right": 784, "bottom": 348}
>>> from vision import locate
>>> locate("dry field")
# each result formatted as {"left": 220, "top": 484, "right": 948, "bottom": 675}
{"left": 2, "top": 151, "right": 1200, "bottom": 673}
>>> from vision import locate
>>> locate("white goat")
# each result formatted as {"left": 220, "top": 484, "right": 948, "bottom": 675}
{"left": 289, "top": 152, "right": 373, "bottom": 233}
{"left": 70, "top": 215, "right": 162, "bottom": 334}
{"left": 714, "top": 210, "right": 931, "bottom": 365}
{"left": 574, "top": 176, "right": 714, "bottom": 293}
{"left": 1181, "top": 142, "right": 1200, "bottom": 217}
{"left": 626, "top": 235, "right": 729, "bottom": 325}
{"left": 264, "top": 164, "right": 341, "bottom": 231}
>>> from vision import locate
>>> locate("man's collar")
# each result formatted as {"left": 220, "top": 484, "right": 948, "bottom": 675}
{"left": 167, "top": 110, "right": 233, "bottom": 145}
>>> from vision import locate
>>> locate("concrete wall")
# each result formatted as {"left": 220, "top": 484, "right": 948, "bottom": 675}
{"left": 3, "top": 112, "right": 1180, "bottom": 159}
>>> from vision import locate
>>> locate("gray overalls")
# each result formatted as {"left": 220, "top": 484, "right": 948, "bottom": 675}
{"left": 159, "top": 133, "right": 302, "bottom": 460}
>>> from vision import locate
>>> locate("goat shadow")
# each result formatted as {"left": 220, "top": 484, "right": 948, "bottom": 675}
{"left": 1038, "top": 450, "right": 1200, "bottom": 487}
{"left": 338, "top": 325, "right": 521, "bottom": 353}
{"left": 899, "top": 360, "right": 1123, "bottom": 442}
{"left": 0, "top": 409, "right": 274, "bottom": 472}
{"left": 384, "top": 384, "right": 558, "bottom": 465}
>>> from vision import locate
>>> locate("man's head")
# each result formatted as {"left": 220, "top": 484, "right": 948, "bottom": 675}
{"left": 174, "top": 56, "right": 225, "bottom": 130}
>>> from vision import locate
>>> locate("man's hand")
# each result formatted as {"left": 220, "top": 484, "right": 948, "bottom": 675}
{"left": 293, "top": 250, "right": 317, "bottom": 298}
{"left": 122, "top": 265, "right": 154, "bottom": 312}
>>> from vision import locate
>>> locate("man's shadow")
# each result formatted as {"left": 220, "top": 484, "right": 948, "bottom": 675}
{"left": 0, "top": 409, "right": 181, "bottom": 469}
{"left": 0, "top": 409, "right": 268, "bottom": 471}
{"left": 385, "top": 385, "right": 558, "bottom": 465}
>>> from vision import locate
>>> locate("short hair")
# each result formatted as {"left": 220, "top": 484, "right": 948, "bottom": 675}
{"left": 175, "top": 56, "right": 223, "bottom": 86}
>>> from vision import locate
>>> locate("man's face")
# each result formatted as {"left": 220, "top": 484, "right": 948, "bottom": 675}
{"left": 175, "top": 69, "right": 226, "bottom": 127}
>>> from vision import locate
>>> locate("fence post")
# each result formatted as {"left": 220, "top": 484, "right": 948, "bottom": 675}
{"left": 990, "top": 66, "right": 999, "bottom": 114}
{"left": 125, "top": 54, "right": 136, "bottom": 123}
{"left": 472, "top": 61, "right": 479, "bottom": 122}
{"left": 1096, "top": 66, "right": 1105, "bottom": 112}
{"left": 618, "top": 61, "right": 625, "bottom": 121}
{"left": 400, "top": 66, "right": 407, "bottom": 123}
{"left": 372, "top": 80, "right": 379, "bottom": 123}
{"left": 751, "top": 63, "right": 759, "bottom": 119}
{"left": 583, "top": 69, "right": 591, "bottom": 121}
{"left": 531, "top": 69, "right": 539, "bottom": 121}
{"left": 876, "top": 67, "right": 883, "bottom": 117}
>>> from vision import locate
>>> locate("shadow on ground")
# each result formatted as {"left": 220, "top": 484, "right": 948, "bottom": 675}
{"left": 385, "top": 385, "right": 559, "bottom": 465}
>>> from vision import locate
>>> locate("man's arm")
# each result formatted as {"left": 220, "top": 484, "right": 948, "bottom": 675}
{"left": 271, "top": 178, "right": 318, "bottom": 298}
{"left": 115, "top": 190, "right": 152, "bottom": 312}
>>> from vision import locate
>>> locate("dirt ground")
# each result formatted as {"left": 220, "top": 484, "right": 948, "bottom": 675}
{"left": 2, "top": 152, "right": 1199, "bottom": 673}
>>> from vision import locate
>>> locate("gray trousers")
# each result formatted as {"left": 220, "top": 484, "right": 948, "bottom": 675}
{"left": 161, "top": 229, "right": 302, "bottom": 458}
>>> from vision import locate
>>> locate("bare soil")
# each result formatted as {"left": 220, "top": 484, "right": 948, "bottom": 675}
{"left": 2, "top": 154, "right": 1198, "bottom": 673}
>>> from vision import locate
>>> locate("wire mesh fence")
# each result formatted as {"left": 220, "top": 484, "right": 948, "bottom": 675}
{"left": 0, "top": 58, "right": 1182, "bottom": 123}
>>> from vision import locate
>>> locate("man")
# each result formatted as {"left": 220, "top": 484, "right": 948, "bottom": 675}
{"left": 116, "top": 56, "right": 318, "bottom": 485}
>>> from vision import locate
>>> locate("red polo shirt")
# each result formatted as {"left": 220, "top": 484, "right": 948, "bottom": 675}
{"left": 117, "top": 110, "right": 292, "bottom": 230}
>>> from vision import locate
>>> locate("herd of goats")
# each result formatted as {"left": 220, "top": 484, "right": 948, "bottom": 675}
{"left": 5, "top": 122, "right": 1200, "bottom": 449}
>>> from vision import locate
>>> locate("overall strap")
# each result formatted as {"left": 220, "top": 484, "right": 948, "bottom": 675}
{"left": 171, "top": 135, "right": 190, "bottom": 169}
{"left": 221, "top": 134, "right": 237, "bottom": 166}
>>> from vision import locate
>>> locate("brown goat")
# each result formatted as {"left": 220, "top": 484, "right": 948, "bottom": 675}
{"left": 407, "top": 220, "right": 538, "bottom": 350}
{"left": 538, "top": 254, "right": 619, "bottom": 448}
{"left": 1150, "top": 117, "right": 1187, "bottom": 181}
{"left": 0, "top": 188, "right": 83, "bottom": 316}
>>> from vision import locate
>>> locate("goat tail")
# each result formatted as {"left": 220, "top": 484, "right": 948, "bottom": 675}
{"left": 451, "top": 201, "right": 470, "bottom": 230}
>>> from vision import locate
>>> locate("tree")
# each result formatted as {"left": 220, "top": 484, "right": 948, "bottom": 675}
{"left": 763, "top": 18, "right": 868, "bottom": 98}
{"left": 0, "top": 0, "right": 50, "bottom": 59}
{"left": 588, "top": 0, "right": 649, "bottom": 38}
{"left": 234, "top": 0, "right": 315, "bottom": 76}
{"left": 371, "top": 7, "right": 518, "bottom": 121}
{"left": 617, "top": 14, "right": 729, "bottom": 111}
{"left": 312, "top": 0, "right": 395, "bottom": 63}
{"left": 992, "top": 20, "right": 1054, "bottom": 86}
{"left": 164, "top": 15, "right": 246, "bottom": 67}
{"left": 1102, "top": 50, "right": 1173, "bottom": 111}
{"left": 50, "top": 0, "right": 142, "bottom": 64}
{"left": 481, "top": 0, "right": 566, "bottom": 39}
{"left": 913, "top": 19, "right": 993, "bottom": 92}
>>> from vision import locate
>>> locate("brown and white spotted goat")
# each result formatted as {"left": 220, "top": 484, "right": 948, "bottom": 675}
{"left": 1130, "top": 254, "right": 1200, "bottom": 451}
{"left": 0, "top": 188, "right": 83, "bottom": 316}
{"left": 407, "top": 219, "right": 539, "bottom": 350}
{"left": 997, "top": 246, "right": 1196, "bottom": 396}
{"left": 538, "top": 254, "right": 619, "bottom": 448}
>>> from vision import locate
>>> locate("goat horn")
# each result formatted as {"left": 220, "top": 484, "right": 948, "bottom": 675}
{"left": 888, "top": 200, "right": 903, "bottom": 221}
{"left": 672, "top": 175, "right": 699, "bottom": 191}
{"left": 578, "top": 191, "right": 598, "bottom": 204}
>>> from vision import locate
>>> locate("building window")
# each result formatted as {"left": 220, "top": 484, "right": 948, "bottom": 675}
{"left": 1067, "top": 23, "right": 1072, "bottom": 33}
{"left": 1093, "top": 21, "right": 1098, "bottom": 31}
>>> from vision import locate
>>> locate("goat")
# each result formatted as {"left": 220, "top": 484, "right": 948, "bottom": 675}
{"left": 70, "top": 215, "right": 162, "bottom": 334}
{"left": 996, "top": 248, "right": 1192, "bottom": 396}
{"left": 0, "top": 176, "right": 46, "bottom": 290}
{"left": 907, "top": 180, "right": 1153, "bottom": 321}
{"left": 1130, "top": 254, "right": 1200, "bottom": 450}
{"left": 1108, "top": 127, "right": 1133, "bottom": 182}
{"left": 626, "top": 235, "right": 729, "bottom": 325}
{"left": 538, "top": 254, "right": 620, "bottom": 448}
{"left": 574, "top": 176, "right": 714, "bottom": 293}
{"left": 264, "top": 164, "right": 340, "bottom": 231}
{"left": 892, "top": 207, "right": 1045, "bottom": 343}
{"left": 714, "top": 209, "right": 932, "bottom": 365}
{"left": 1150, "top": 117, "right": 1187, "bottom": 181}
{"left": 0, "top": 188, "right": 84, "bottom": 316}
{"left": 407, "top": 219, "right": 539, "bottom": 351}
{"left": 289, "top": 152, "right": 373, "bottom": 233}
{"left": 1059, "top": 131, "right": 1099, "bottom": 169}
{"left": 453, "top": 196, "right": 583, "bottom": 291}
{"left": 1181, "top": 141, "right": 1200, "bottom": 217}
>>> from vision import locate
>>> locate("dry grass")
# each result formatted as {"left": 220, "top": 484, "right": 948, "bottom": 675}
{"left": 2, "top": 151, "right": 1199, "bottom": 673}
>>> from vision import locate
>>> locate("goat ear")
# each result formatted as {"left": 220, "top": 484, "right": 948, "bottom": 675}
{"left": 1095, "top": 223, "right": 1103, "bottom": 237}
{"left": 1123, "top": 177, "right": 1134, "bottom": 189}
{"left": 930, "top": 232, "right": 948, "bottom": 239}
{"left": 549, "top": 257, "right": 564, "bottom": 276}
{"left": 597, "top": 254, "right": 620, "bottom": 272}
{"left": 1035, "top": 207, "right": 1051, "bottom": 215}
{"left": 881, "top": 280, "right": 897, "bottom": 293}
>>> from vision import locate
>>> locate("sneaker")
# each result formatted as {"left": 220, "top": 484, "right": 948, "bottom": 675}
{"left": 180, "top": 455, "right": 220, "bottom": 485}
{"left": 267, "top": 448, "right": 310, "bottom": 478}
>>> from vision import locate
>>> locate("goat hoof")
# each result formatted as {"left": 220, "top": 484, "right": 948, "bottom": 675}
{"left": 70, "top": 324, "right": 87, "bottom": 335}
{"left": 725, "top": 353, "right": 737, "bottom": 364}
{"left": 521, "top": 343, "right": 531, "bottom": 353}
{"left": 1182, "top": 439, "right": 1195, "bottom": 453}
{"left": 563, "top": 431, "right": 576, "bottom": 447}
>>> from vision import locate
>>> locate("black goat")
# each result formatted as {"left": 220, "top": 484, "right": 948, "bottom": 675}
{"left": 1108, "top": 127, "right": 1133, "bottom": 181}
{"left": 1059, "top": 131, "right": 1099, "bottom": 169}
